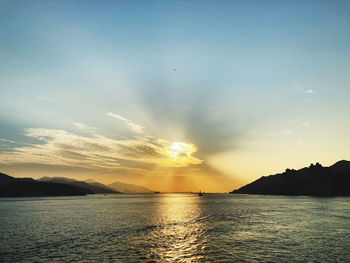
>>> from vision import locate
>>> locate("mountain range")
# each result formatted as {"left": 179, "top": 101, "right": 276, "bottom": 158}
{"left": 231, "top": 160, "right": 350, "bottom": 196}
{"left": 108, "top": 181, "right": 153, "bottom": 193}
{"left": 39, "top": 177, "right": 117, "bottom": 194}
{"left": 0, "top": 172, "right": 154, "bottom": 197}
{"left": 4, "top": 159, "right": 348, "bottom": 197}
{"left": 0, "top": 172, "right": 93, "bottom": 197}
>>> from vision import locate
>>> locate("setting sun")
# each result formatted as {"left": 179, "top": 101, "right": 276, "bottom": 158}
{"left": 168, "top": 142, "right": 192, "bottom": 159}
{"left": 166, "top": 142, "right": 200, "bottom": 166}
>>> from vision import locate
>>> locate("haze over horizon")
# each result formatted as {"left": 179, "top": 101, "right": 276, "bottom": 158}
{"left": 1, "top": 0, "right": 350, "bottom": 192}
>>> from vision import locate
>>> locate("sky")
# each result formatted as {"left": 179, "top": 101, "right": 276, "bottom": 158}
{"left": 0, "top": 0, "right": 350, "bottom": 192}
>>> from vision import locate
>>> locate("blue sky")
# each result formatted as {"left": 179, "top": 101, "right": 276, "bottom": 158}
{"left": 0, "top": 0, "right": 350, "bottom": 191}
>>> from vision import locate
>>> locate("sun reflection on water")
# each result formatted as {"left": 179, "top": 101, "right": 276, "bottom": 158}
{"left": 147, "top": 194, "right": 210, "bottom": 262}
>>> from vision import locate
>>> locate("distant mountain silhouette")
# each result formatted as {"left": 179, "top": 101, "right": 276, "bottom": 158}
{"left": 0, "top": 172, "right": 92, "bottom": 197}
{"left": 231, "top": 160, "right": 350, "bottom": 196}
{"left": 85, "top": 179, "right": 122, "bottom": 193}
{"left": 0, "top": 172, "right": 35, "bottom": 185}
{"left": 0, "top": 172, "right": 16, "bottom": 185}
{"left": 39, "top": 177, "right": 118, "bottom": 193}
{"left": 108, "top": 181, "right": 153, "bottom": 193}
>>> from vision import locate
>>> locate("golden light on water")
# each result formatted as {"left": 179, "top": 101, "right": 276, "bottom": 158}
{"left": 150, "top": 194, "right": 209, "bottom": 261}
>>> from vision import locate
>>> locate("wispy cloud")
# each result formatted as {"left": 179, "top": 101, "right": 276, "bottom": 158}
{"left": 293, "top": 81, "right": 316, "bottom": 95}
{"left": 0, "top": 138, "right": 33, "bottom": 146}
{"left": 72, "top": 122, "right": 96, "bottom": 131}
{"left": 305, "top": 89, "right": 315, "bottom": 94}
{"left": 107, "top": 112, "right": 144, "bottom": 133}
{"left": 0, "top": 128, "right": 201, "bottom": 170}
{"left": 291, "top": 118, "right": 311, "bottom": 128}
{"left": 301, "top": 121, "right": 310, "bottom": 127}
{"left": 0, "top": 138, "right": 18, "bottom": 144}
{"left": 293, "top": 81, "right": 304, "bottom": 92}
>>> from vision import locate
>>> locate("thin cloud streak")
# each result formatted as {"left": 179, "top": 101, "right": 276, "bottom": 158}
{"left": 0, "top": 138, "right": 34, "bottom": 146}
{"left": 72, "top": 122, "right": 97, "bottom": 131}
{"left": 291, "top": 118, "right": 311, "bottom": 128}
{"left": 293, "top": 81, "right": 316, "bottom": 95}
{"left": 107, "top": 112, "right": 145, "bottom": 133}
{"left": 305, "top": 90, "right": 315, "bottom": 94}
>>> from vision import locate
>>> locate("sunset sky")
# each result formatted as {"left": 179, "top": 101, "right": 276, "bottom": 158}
{"left": 1, "top": 0, "right": 350, "bottom": 192}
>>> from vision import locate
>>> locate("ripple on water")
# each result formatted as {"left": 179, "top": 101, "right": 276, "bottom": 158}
{"left": 0, "top": 194, "right": 349, "bottom": 262}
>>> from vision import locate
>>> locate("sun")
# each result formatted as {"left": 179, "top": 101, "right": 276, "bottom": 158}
{"left": 162, "top": 142, "right": 202, "bottom": 167}
{"left": 167, "top": 142, "right": 195, "bottom": 161}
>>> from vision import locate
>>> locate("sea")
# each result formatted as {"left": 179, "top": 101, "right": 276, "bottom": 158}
{"left": 0, "top": 194, "right": 349, "bottom": 262}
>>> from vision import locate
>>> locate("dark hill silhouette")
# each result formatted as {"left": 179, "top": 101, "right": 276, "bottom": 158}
{"left": 0, "top": 172, "right": 93, "bottom": 197}
{"left": 38, "top": 177, "right": 118, "bottom": 193}
{"left": 0, "top": 172, "right": 15, "bottom": 185}
{"left": 230, "top": 160, "right": 350, "bottom": 196}
{"left": 0, "top": 181, "right": 92, "bottom": 197}
{"left": 108, "top": 181, "right": 153, "bottom": 193}
{"left": 0, "top": 172, "right": 94, "bottom": 197}
{"left": 0, "top": 172, "right": 35, "bottom": 185}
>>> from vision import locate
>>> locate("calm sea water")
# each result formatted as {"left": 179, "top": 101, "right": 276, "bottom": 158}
{"left": 0, "top": 194, "right": 349, "bottom": 262}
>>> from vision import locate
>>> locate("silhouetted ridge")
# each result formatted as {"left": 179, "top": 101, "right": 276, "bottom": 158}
{"left": 0, "top": 181, "right": 92, "bottom": 197}
{"left": 0, "top": 173, "right": 97, "bottom": 197}
{"left": 231, "top": 160, "right": 350, "bottom": 196}
{"left": 0, "top": 172, "right": 15, "bottom": 185}
{"left": 108, "top": 181, "right": 153, "bottom": 193}
{"left": 330, "top": 160, "right": 350, "bottom": 173}
{"left": 38, "top": 177, "right": 118, "bottom": 193}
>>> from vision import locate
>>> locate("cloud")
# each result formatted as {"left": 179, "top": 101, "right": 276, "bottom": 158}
{"left": 0, "top": 128, "right": 202, "bottom": 170}
{"left": 293, "top": 81, "right": 304, "bottom": 91}
{"left": 107, "top": 112, "right": 144, "bottom": 133}
{"left": 0, "top": 138, "right": 33, "bottom": 146}
{"left": 0, "top": 138, "right": 18, "bottom": 144}
{"left": 106, "top": 112, "right": 128, "bottom": 122}
{"left": 301, "top": 121, "right": 310, "bottom": 127}
{"left": 72, "top": 122, "right": 96, "bottom": 131}
{"left": 291, "top": 118, "right": 311, "bottom": 128}
{"left": 293, "top": 81, "right": 315, "bottom": 95}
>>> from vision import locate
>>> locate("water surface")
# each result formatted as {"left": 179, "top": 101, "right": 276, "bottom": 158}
{"left": 0, "top": 194, "right": 349, "bottom": 262}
